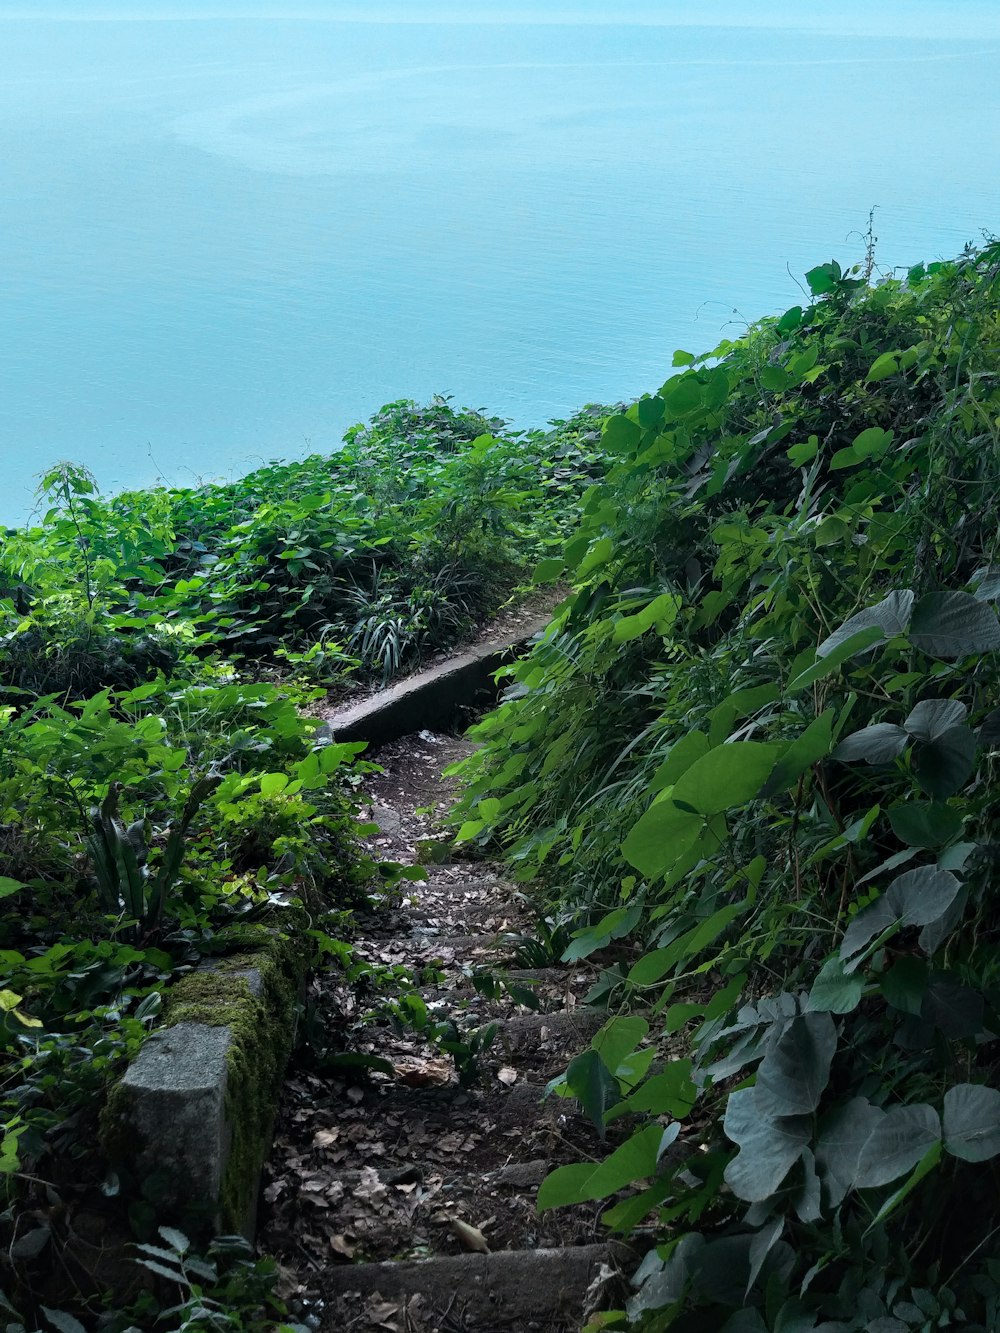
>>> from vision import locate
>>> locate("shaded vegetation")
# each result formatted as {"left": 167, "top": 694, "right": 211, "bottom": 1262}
{"left": 453, "top": 241, "right": 1000, "bottom": 1329}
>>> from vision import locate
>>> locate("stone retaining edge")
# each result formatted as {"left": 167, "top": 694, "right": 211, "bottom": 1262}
{"left": 102, "top": 932, "right": 305, "bottom": 1240}
{"left": 323, "top": 610, "right": 552, "bottom": 745}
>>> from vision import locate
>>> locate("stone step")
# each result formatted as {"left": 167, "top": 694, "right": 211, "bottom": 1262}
{"left": 319, "top": 1241, "right": 632, "bottom": 1330}
{"left": 320, "top": 610, "right": 552, "bottom": 747}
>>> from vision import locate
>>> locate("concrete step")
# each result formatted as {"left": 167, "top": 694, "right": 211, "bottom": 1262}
{"left": 320, "top": 610, "right": 553, "bottom": 746}
{"left": 319, "top": 1241, "right": 632, "bottom": 1330}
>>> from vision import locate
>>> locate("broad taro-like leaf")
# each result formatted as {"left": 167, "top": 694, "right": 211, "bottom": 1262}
{"left": 591, "top": 1016, "right": 648, "bottom": 1076}
{"left": 669, "top": 741, "right": 784, "bottom": 816}
{"left": 840, "top": 866, "right": 962, "bottom": 960}
{"left": 832, "top": 723, "right": 909, "bottom": 765}
{"left": 755, "top": 1011, "right": 837, "bottom": 1117}
{"left": 887, "top": 801, "right": 962, "bottom": 849}
{"left": 854, "top": 1104, "right": 941, "bottom": 1188}
{"left": 761, "top": 710, "right": 834, "bottom": 795}
{"left": 815, "top": 1097, "right": 884, "bottom": 1206}
{"left": 912, "top": 725, "right": 976, "bottom": 799}
{"left": 942, "top": 1084, "right": 1000, "bottom": 1162}
{"left": 621, "top": 800, "right": 703, "bottom": 878}
{"left": 908, "top": 591, "right": 1000, "bottom": 659}
{"left": 723, "top": 1087, "right": 810, "bottom": 1202}
{"left": 903, "top": 698, "right": 968, "bottom": 742}
{"left": 918, "top": 886, "right": 968, "bottom": 954}
{"left": 808, "top": 957, "right": 864, "bottom": 1014}
{"left": 623, "top": 1061, "right": 698, "bottom": 1118}
{"left": 816, "top": 590, "right": 914, "bottom": 659}
{"left": 648, "top": 729, "right": 711, "bottom": 792}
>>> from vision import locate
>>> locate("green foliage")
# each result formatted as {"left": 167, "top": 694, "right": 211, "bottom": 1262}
{"left": 451, "top": 242, "right": 1000, "bottom": 1327}
{"left": 0, "top": 397, "right": 607, "bottom": 695}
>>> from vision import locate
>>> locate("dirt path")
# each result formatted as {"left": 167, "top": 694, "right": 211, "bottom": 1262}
{"left": 259, "top": 730, "right": 628, "bottom": 1332}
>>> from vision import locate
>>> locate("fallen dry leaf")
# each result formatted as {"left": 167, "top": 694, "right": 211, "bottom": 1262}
{"left": 312, "top": 1128, "right": 340, "bottom": 1148}
{"left": 329, "top": 1232, "right": 356, "bottom": 1260}
{"left": 393, "top": 1055, "right": 454, "bottom": 1087}
{"left": 365, "top": 1297, "right": 403, "bottom": 1331}
{"left": 354, "top": 1165, "right": 387, "bottom": 1204}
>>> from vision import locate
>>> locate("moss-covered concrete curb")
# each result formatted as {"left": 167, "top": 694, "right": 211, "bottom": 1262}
{"left": 102, "top": 928, "right": 305, "bottom": 1238}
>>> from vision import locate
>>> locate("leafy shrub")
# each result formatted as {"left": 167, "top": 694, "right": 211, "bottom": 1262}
{"left": 451, "top": 242, "right": 1000, "bottom": 1328}
{"left": 0, "top": 398, "right": 608, "bottom": 691}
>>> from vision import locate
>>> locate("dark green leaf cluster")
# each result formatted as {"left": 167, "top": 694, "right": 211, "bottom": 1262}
{"left": 450, "top": 241, "right": 1000, "bottom": 1328}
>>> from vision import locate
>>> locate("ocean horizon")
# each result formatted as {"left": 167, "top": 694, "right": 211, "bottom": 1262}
{"left": 1, "top": 6, "right": 998, "bottom": 521}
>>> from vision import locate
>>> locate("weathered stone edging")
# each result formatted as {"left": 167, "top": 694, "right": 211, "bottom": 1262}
{"left": 102, "top": 928, "right": 304, "bottom": 1238}
{"left": 322, "top": 610, "right": 552, "bottom": 745}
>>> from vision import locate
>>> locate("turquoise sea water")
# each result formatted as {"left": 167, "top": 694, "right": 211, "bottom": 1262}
{"left": 1, "top": 8, "right": 998, "bottom": 520}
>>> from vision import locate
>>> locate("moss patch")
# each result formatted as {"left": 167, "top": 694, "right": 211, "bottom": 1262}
{"left": 161, "top": 933, "right": 305, "bottom": 1234}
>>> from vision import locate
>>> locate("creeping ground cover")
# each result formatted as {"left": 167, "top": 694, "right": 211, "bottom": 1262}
{"left": 451, "top": 241, "right": 1000, "bottom": 1329}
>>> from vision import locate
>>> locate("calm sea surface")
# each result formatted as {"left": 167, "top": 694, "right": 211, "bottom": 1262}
{"left": 1, "top": 13, "right": 998, "bottom": 520}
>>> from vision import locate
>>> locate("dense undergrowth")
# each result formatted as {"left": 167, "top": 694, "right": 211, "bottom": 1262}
{"left": 452, "top": 241, "right": 1000, "bottom": 1329}
{"left": 0, "top": 400, "right": 607, "bottom": 1329}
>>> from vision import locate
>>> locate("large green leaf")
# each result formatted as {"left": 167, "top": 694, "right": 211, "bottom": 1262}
{"left": 723, "top": 1087, "right": 810, "bottom": 1202}
{"left": 832, "top": 723, "right": 909, "bottom": 764}
{"left": 591, "top": 1016, "right": 648, "bottom": 1075}
{"left": 563, "top": 1050, "right": 620, "bottom": 1138}
{"left": 815, "top": 1097, "right": 883, "bottom": 1206}
{"left": 808, "top": 957, "right": 864, "bottom": 1014}
{"left": 537, "top": 1122, "right": 676, "bottom": 1210}
{"left": 912, "top": 725, "right": 976, "bottom": 799}
{"left": 762, "top": 710, "right": 834, "bottom": 794}
{"left": 621, "top": 800, "right": 703, "bottom": 878}
{"left": 887, "top": 801, "right": 962, "bottom": 849}
{"left": 601, "top": 414, "right": 640, "bottom": 453}
{"left": 854, "top": 1104, "right": 941, "bottom": 1188}
{"left": 623, "top": 1062, "right": 698, "bottom": 1117}
{"left": 942, "top": 1084, "right": 1000, "bottom": 1162}
{"left": 830, "top": 426, "right": 894, "bottom": 470}
{"left": 816, "top": 590, "right": 914, "bottom": 659}
{"left": 670, "top": 741, "right": 783, "bottom": 816}
{"left": 903, "top": 698, "right": 968, "bottom": 742}
{"left": 755, "top": 1012, "right": 837, "bottom": 1117}
{"left": 840, "top": 866, "right": 963, "bottom": 959}
{"left": 908, "top": 591, "right": 1000, "bottom": 658}
{"left": 648, "top": 730, "right": 711, "bottom": 792}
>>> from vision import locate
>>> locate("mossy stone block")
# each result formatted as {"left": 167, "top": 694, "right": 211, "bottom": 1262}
{"left": 120, "top": 1022, "right": 233, "bottom": 1220}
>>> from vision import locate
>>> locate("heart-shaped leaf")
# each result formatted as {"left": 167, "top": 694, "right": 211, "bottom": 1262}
{"left": 943, "top": 1084, "right": 1000, "bottom": 1162}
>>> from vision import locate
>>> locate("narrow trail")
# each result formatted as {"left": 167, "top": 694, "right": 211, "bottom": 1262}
{"left": 259, "top": 729, "right": 630, "bottom": 1332}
